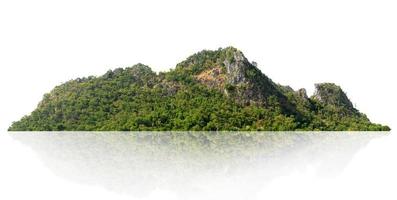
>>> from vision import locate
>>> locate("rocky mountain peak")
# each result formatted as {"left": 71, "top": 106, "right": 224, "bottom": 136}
{"left": 312, "top": 83, "right": 355, "bottom": 110}
{"left": 222, "top": 47, "right": 253, "bottom": 85}
{"left": 180, "top": 47, "right": 257, "bottom": 89}
{"left": 218, "top": 48, "right": 293, "bottom": 112}
{"left": 296, "top": 88, "right": 309, "bottom": 99}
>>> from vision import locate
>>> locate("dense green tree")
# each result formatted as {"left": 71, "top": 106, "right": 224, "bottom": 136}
{"left": 8, "top": 48, "right": 390, "bottom": 131}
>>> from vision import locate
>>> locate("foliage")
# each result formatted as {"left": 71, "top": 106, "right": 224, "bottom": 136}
{"left": 8, "top": 49, "right": 390, "bottom": 131}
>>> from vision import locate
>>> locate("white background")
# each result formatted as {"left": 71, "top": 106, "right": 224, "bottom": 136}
{"left": 0, "top": 0, "right": 396, "bottom": 130}
{"left": 0, "top": 1, "right": 396, "bottom": 199}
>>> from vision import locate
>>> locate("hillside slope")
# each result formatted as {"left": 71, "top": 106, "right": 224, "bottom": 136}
{"left": 9, "top": 47, "right": 390, "bottom": 131}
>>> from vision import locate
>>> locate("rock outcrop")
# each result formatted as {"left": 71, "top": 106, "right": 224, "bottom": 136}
{"left": 223, "top": 48, "right": 251, "bottom": 85}
{"left": 219, "top": 48, "right": 290, "bottom": 108}
{"left": 296, "top": 88, "right": 309, "bottom": 99}
{"left": 312, "top": 83, "right": 356, "bottom": 111}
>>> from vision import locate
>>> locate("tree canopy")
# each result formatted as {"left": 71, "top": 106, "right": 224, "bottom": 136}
{"left": 8, "top": 48, "right": 390, "bottom": 131}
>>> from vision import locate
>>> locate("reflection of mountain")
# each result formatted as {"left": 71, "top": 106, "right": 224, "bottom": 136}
{"left": 11, "top": 132, "right": 385, "bottom": 199}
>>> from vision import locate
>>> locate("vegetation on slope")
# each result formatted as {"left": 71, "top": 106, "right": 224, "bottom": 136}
{"left": 9, "top": 47, "right": 390, "bottom": 131}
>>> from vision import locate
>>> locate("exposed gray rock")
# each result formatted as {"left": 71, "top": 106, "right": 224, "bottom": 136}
{"left": 296, "top": 88, "right": 309, "bottom": 99}
{"left": 221, "top": 48, "right": 295, "bottom": 113}
{"left": 223, "top": 49, "right": 251, "bottom": 85}
{"left": 312, "top": 83, "right": 355, "bottom": 111}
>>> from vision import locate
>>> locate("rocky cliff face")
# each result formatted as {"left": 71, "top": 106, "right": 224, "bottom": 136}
{"left": 190, "top": 47, "right": 290, "bottom": 109}
{"left": 311, "top": 83, "right": 356, "bottom": 112}
{"left": 296, "top": 88, "right": 309, "bottom": 99}
{"left": 223, "top": 48, "right": 251, "bottom": 85}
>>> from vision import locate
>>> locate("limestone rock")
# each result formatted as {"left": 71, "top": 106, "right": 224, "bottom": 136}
{"left": 296, "top": 88, "right": 309, "bottom": 99}
{"left": 312, "top": 83, "right": 355, "bottom": 111}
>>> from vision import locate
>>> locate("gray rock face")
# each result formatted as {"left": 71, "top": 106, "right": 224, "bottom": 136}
{"left": 223, "top": 49, "right": 251, "bottom": 85}
{"left": 221, "top": 48, "right": 294, "bottom": 113}
{"left": 296, "top": 88, "right": 309, "bottom": 99}
{"left": 178, "top": 47, "right": 296, "bottom": 112}
{"left": 312, "top": 83, "right": 355, "bottom": 111}
{"left": 222, "top": 49, "right": 270, "bottom": 103}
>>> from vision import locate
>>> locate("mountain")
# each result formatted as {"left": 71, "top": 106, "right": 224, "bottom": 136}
{"left": 8, "top": 47, "right": 390, "bottom": 131}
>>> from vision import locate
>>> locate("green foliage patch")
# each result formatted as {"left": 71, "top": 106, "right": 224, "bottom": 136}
{"left": 9, "top": 48, "right": 390, "bottom": 131}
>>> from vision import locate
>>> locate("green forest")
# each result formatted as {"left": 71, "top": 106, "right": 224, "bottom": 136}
{"left": 9, "top": 47, "right": 390, "bottom": 131}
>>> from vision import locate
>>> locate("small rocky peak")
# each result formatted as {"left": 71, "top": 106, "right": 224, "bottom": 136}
{"left": 312, "top": 83, "right": 355, "bottom": 110}
{"left": 185, "top": 47, "right": 285, "bottom": 107}
{"left": 222, "top": 47, "right": 253, "bottom": 85}
{"left": 220, "top": 47, "right": 290, "bottom": 109}
{"left": 189, "top": 47, "right": 260, "bottom": 89}
{"left": 296, "top": 88, "right": 309, "bottom": 99}
{"left": 128, "top": 63, "right": 154, "bottom": 75}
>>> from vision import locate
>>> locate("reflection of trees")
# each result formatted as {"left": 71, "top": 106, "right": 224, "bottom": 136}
{"left": 11, "top": 132, "right": 385, "bottom": 199}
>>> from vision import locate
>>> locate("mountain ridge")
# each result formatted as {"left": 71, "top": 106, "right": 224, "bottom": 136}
{"left": 9, "top": 47, "right": 390, "bottom": 131}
